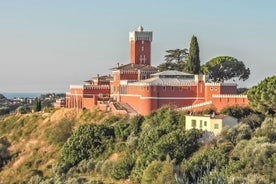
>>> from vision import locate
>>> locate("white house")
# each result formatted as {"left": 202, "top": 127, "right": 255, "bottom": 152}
{"left": 185, "top": 114, "right": 238, "bottom": 136}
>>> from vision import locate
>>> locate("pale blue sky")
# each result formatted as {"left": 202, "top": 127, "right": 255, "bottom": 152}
{"left": 0, "top": 0, "right": 275, "bottom": 92}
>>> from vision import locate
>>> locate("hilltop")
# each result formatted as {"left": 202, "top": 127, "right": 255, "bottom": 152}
{"left": 0, "top": 105, "right": 276, "bottom": 183}
{"left": 0, "top": 108, "right": 114, "bottom": 183}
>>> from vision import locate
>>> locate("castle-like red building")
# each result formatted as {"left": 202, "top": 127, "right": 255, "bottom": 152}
{"left": 65, "top": 26, "right": 248, "bottom": 115}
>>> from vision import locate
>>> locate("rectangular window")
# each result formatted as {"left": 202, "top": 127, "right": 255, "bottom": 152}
{"left": 171, "top": 86, "right": 174, "bottom": 91}
{"left": 204, "top": 121, "right": 207, "bottom": 126}
{"left": 163, "top": 86, "right": 166, "bottom": 91}
{"left": 200, "top": 120, "right": 203, "bottom": 128}
{"left": 191, "top": 120, "right": 196, "bottom": 128}
{"left": 214, "top": 124, "right": 219, "bottom": 129}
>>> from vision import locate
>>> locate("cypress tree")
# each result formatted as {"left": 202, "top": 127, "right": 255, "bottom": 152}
{"left": 186, "top": 36, "right": 200, "bottom": 74}
{"left": 33, "top": 98, "right": 42, "bottom": 112}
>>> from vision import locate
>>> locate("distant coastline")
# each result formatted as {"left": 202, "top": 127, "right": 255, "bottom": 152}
{"left": 1, "top": 93, "right": 42, "bottom": 99}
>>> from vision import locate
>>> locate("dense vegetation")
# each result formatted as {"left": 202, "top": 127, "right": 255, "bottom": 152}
{"left": 0, "top": 103, "right": 275, "bottom": 183}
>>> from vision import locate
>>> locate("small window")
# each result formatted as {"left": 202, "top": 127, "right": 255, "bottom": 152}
{"left": 200, "top": 120, "right": 203, "bottom": 128}
{"left": 179, "top": 86, "right": 183, "bottom": 91}
{"left": 163, "top": 86, "right": 166, "bottom": 91}
{"left": 142, "top": 40, "right": 144, "bottom": 44}
{"left": 204, "top": 121, "right": 207, "bottom": 126}
{"left": 214, "top": 124, "right": 219, "bottom": 129}
{"left": 187, "top": 86, "right": 191, "bottom": 91}
{"left": 141, "top": 46, "right": 144, "bottom": 51}
{"left": 192, "top": 120, "right": 196, "bottom": 128}
{"left": 171, "top": 86, "right": 174, "bottom": 91}
{"left": 210, "top": 87, "right": 213, "bottom": 91}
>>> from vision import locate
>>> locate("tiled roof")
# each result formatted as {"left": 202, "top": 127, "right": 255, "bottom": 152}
{"left": 110, "top": 63, "right": 158, "bottom": 71}
{"left": 129, "top": 70, "right": 195, "bottom": 86}
{"left": 151, "top": 70, "right": 193, "bottom": 76}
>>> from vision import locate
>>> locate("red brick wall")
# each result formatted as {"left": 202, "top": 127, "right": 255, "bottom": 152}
{"left": 82, "top": 96, "right": 98, "bottom": 109}
{"left": 211, "top": 96, "right": 249, "bottom": 112}
{"left": 130, "top": 40, "right": 151, "bottom": 65}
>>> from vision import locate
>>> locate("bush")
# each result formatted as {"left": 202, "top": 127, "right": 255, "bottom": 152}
{"left": 0, "top": 106, "right": 10, "bottom": 115}
{"left": 17, "top": 106, "right": 31, "bottom": 114}
{"left": 111, "top": 152, "right": 135, "bottom": 180}
{"left": 45, "top": 119, "right": 74, "bottom": 147}
{"left": 60, "top": 124, "right": 115, "bottom": 165}
{"left": 220, "top": 106, "right": 253, "bottom": 120}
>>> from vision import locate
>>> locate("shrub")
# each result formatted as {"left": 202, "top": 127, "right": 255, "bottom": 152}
{"left": 45, "top": 119, "right": 74, "bottom": 147}
{"left": 60, "top": 124, "right": 115, "bottom": 165}
{"left": 111, "top": 152, "right": 135, "bottom": 180}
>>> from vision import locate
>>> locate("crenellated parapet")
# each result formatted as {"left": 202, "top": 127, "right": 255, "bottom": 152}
{"left": 205, "top": 83, "right": 237, "bottom": 86}
{"left": 177, "top": 101, "right": 213, "bottom": 111}
{"left": 83, "top": 85, "right": 110, "bottom": 90}
{"left": 212, "top": 94, "right": 247, "bottom": 98}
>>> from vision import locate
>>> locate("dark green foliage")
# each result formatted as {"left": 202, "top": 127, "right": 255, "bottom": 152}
{"left": 131, "top": 107, "right": 201, "bottom": 181}
{"left": 247, "top": 76, "right": 276, "bottom": 115}
{"left": 102, "top": 115, "right": 123, "bottom": 126}
{"left": 220, "top": 106, "right": 253, "bottom": 120}
{"left": 201, "top": 56, "right": 250, "bottom": 82}
{"left": 33, "top": 98, "right": 42, "bottom": 112}
{"left": 254, "top": 117, "right": 276, "bottom": 142}
{"left": 180, "top": 146, "right": 229, "bottom": 183}
{"left": 111, "top": 152, "right": 135, "bottom": 179}
{"left": 0, "top": 136, "right": 10, "bottom": 168}
{"left": 154, "top": 129, "right": 202, "bottom": 164}
{"left": 0, "top": 106, "right": 10, "bottom": 115}
{"left": 16, "top": 105, "right": 31, "bottom": 114}
{"left": 141, "top": 160, "right": 163, "bottom": 184}
{"left": 186, "top": 36, "right": 200, "bottom": 74}
{"left": 157, "top": 49, "right": 188, "bottom": 71}
{"left": 60, "top": 123, "right": 115, "bottom": 165}
{"left": 45, "top": 119, "right": 74, "bottom": 147}
{"left": 237, "top": 87, "right": 249, "bottom": 94}
{"left": 220, "top": 123, "right": 254, "bottom": 145}
{"left": 240, "top": 113, "right": 264, "bottom": 130}
{"left": 228, "top": 137, "right": 276, "bottom": 181}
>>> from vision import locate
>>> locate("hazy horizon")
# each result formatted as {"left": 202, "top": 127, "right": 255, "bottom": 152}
{"left": 0, "top": 1, "right": 275, "bottom": 93}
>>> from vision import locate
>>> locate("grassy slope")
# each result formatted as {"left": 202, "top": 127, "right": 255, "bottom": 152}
{"left": 0, "top": 108, "right": 112, "bottom": 183}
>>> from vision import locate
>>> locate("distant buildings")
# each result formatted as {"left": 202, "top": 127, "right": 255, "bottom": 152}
{"left": 65, "top": 26, "right": 249, "bottom": 115}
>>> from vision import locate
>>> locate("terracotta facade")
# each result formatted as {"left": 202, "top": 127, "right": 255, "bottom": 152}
{"left": 65, "top": 26, "right": 249, "bottom": 115}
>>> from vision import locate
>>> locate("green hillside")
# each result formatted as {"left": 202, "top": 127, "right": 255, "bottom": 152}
{"left": 0, "top": 105, "right": 276, "bottom": 184}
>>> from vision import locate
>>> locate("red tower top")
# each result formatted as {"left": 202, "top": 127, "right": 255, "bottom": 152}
{"left": 129, "top": 26, "right": 153, "bottom": 66}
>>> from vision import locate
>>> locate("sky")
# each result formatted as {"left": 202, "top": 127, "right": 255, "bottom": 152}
{"left": 0, "top": 0, "right": 275, "bottom": 93}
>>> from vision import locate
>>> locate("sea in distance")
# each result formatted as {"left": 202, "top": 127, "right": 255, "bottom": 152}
{"left": 2, "top": 92, "right": 42, "bottom": 99}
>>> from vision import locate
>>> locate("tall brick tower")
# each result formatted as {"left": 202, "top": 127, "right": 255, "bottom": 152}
{"left": 129, "top": 26, "right": 153, "bottom": 66}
